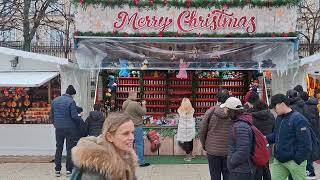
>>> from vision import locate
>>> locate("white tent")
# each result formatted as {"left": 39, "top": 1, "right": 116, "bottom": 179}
{"left": 0, "top": 47, "right": 93, "bottom": 156}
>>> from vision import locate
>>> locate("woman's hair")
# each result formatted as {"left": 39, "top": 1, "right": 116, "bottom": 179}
{"left": 178, "top": 98, "right": 194, "bottom": 114}
{"left": 102, "top": 112, "right": 132, "bottom": 137}
{"left": 227, "top": 109, "right": 243, "bottom": 120}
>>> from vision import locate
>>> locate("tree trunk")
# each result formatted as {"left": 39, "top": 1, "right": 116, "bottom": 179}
{"left": 23, "top": 39, "right": 32, "bottom": 52}
{"left": 22, "top": 0, "right": 31, "bottom": 51}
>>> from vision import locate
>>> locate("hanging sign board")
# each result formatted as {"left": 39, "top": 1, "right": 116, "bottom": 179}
{"left": 75, "top": 6, "right": 297, "bottom": 34}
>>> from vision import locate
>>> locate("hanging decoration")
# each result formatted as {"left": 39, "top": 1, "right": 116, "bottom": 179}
{"left": 185, "top": 0, "right": 191, "bottom": 8}
{"left": 133, "top": 0, "right": 139, "bottom": 6}
{"left": 176, "top": 58, "right": 190, "bottom": 79}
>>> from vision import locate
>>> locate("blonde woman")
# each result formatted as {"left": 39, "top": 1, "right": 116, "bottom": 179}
{"left": 177, "top": 98, "right": 196, "bottom": 161}
{"left": 70, "top": 112, "right": 137, "bottom": 180}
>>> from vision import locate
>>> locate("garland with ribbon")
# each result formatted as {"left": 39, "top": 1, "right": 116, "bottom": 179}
{"left": 74, "top": 0, "right": 300, "bottom": 8}
{"left": 74, "top": 31, "right": 297, "bottom": 38}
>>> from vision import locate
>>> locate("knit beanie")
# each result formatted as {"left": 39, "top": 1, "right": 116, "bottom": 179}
{"left": 66, "top": 85, "right": 76, "bottom": 95}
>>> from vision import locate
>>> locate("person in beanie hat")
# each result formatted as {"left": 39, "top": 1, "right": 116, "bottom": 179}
{"left": 267, "top": 94, "right": 312, "bottom": 180}
{"left": 293, "top": 85, "right": 304, "bottom": 94}
{"left": 50, "top": 84, "right": 83, "bottom": 177}
{"left": 200, "top": 89, "right": 231, "bottom": 180}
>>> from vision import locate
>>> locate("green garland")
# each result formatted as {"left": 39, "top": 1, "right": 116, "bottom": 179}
{"left": 73, "top": 0, "right": 300, "bottom": 9}
{"left": 75, "top": 31, "right": 297, "bottom": 38}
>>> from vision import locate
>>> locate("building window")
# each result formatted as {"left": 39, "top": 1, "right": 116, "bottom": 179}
{"left": 49, "top": 28, "right": 64, "bottom": 46}
{"left": 0, "top": 29, "right": 17, "bottom": 41}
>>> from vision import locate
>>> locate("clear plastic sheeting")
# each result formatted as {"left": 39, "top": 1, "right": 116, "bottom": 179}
{"left": 75, "top": 37, "right": 298, "bottom": 70}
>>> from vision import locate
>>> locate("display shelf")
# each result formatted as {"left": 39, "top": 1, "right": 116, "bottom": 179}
{"left": 146, "top": 112, "right": 166, "bottom": 115}
{"left": 198, "top": 78, "right": 220, "bottom": 81}
{"left": 198, "top": 85, "right": 220, "bottom": 88}
{"left": 144, "top": 91, "right": 166, "bottom": 94}
{"left": 117, "top": 91, "right": 141, "bottom": 94}
{"left": 196, "top": 92, "right": 218, "bottom": 95}
{"left": 194, "top": 98, "right": 217, "bottom": 102}
{"left": 169, "top": 105, "right": 180, "bottom": 108}
{"left": 118, "top": 77, "right": 140, "bottom": 80}
{"left": 220, "top": 85, "right": 245, "bottom": 88}
{"left": 117, "top": 84, "right": 140, "bottom": 87}
{"left": 143, "top": 77, "right": 166, "bottom": 80}
{"left": 168, "top": 84, "right": 192, "bottom": 88}
{"left": 194, "top": 106, "right": 211, "bottom": 109}
{"left": 146, "top": 105, "right": 167, "bottom": 108}
{"left": 169, "top": 91, "right": 193, "bottom": 95}
{"left": 143, "top": 84, "right": 166, "bottom": 87}
{"left": 231, "top": 92, "right": 244, "bottom": 95}
{"left": 144, "top": 98, "right": 167, "bottom": 101}
{"left": 222, "top": 78, "right": 243, "bottom": 81}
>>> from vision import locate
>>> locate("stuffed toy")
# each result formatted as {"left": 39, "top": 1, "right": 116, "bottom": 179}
{"left": 107, "top": 75, "right": 117, "bottom": 91}
{"left": 141, "top": 59, "right": 149, "bottom": 70}
{"left": 119, "top": 59, "right": 129, "bottom": 77}
{"left": 147, "top": 130, "right": 161, "bottom": 152}
{"left": 176, "top": 58, "right": 190, "bottom": 79}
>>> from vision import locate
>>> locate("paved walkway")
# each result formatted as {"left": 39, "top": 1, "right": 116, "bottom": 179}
{"left": 0, "top": 163, "right": 319, "bottom": 180}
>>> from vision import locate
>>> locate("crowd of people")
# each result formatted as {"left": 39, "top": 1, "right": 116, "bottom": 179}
{"left": 49, "top": 84, "right": 320, "bottom": 180}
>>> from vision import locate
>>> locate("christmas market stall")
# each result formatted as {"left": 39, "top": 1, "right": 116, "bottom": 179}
{"left": 73, "top": 0, "right": 299, "bottom": 155}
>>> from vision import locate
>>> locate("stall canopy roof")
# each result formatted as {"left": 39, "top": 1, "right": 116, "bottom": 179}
{"left": 0, "top": 47, "right": 68, "bottom": 65}
{"left": 300, "top": 53, "right": 320, "bottom": 66}
{"left": 0, "top": 71, "right": 59, "bottom": 87}
{"left": 75, "top": 37, "right": 299, "bottom": 70}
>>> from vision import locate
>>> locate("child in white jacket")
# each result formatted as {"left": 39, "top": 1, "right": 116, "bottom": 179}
{"left": 177, "top": 98, "right": 196, "bottom": 161}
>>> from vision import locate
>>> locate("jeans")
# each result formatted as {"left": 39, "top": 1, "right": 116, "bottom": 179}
{"left": 254, "top": 163, "right": 271, "bottom": 180}
{"left": 134, "top": 127, "right": 145, "bottom": 165}
{"left": 272, "top": 159, "right": 307, "bottom": 180}
{"left": 55, "top": 128, "right": 79, "bottom": 172}
{"left": 207, "top": 154, "right": 228, "bottom": 180}
{"left": 178, "top": 140, "right": 193, "bottom": 154}
{"left": 229, "top": 172, "right": 254, "bottom": 180}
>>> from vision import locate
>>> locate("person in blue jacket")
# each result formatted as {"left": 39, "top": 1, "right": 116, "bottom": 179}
{"left": 267, "top": 94, "right": 312, "bottom": 180}
{"left": 50, "top": 85, "right": 83, "bottom": 177}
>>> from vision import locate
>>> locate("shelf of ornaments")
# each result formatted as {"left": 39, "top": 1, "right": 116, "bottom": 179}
{"left": 146, "top": 112, "right": 166, "bottom": 115}
{"left": 198, "top": 85, "right": 245, "bottom": 88}
{"left": 117, "top": 84, "right": 140, "bottom": 87}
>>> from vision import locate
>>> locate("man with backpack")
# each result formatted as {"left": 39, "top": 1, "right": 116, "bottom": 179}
{"left": 220, "top": 97, "right": 257, "bottom": 180}
{"left": 267, "top": 94, "right": 312, "bottom": 180}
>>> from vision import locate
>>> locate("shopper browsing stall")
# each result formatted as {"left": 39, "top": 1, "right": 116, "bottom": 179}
{"left": 199, "top": 89, "right": 231, "bottom": 180}
{"left": 177, "top": 98, "right": 196, "bottom": 161}
{"left": 122, "top": 91, "right": 150, "bottom": 167}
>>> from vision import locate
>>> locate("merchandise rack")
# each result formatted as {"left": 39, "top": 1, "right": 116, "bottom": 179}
{"left": 113, "top": 71, "right": 248, "bottom": 118}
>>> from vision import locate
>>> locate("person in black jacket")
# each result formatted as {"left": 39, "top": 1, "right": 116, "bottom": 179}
{"left": 85, "top": 104, "right": 105, "bottom": 137}
{"left": 251, "top": 100, "right": 275, "bottom": 180}
{"left": 301, "top": 92, "right": 319, "bottom": 179}
{"left": 286, "top": 89, "right": 307, "bottom": 117}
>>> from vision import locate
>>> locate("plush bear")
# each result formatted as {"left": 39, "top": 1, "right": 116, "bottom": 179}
{"left": 119, "top": 59, "right": 129, "bottom": 77}
{"left": 107, "top": 75, "right": 117, "bottom": 91}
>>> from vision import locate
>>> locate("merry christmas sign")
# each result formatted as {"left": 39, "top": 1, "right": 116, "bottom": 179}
{"left": 75, "top": 6, "right": 297, "bottom": 34}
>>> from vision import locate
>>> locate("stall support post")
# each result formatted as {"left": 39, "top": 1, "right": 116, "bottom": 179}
{"left": 48, "top": 80, "right": 51, "bottom": 104}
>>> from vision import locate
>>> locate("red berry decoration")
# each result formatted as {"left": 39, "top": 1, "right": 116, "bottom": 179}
{"left": 163, "top": 0, "right": 168, "bottom": 5}
{"left": 133, "top": 0, "right": 139, "bottom": 6}
{"left": 176, "top": 31, "right": 181, "bottom": 37}
{"left": 271, "top": 34, "right": 276, "bottom": 38}
{"left": 150, "top": 0, "right": 155, "bottom": 5}
{"left": 158, "top": 31, "right": 164, "bottom": 37}
{"left": 223, "top": 3, "right": 229, "bottom": 9}
{"left": 80, "top": 0, "right": 84, "bottom": 6}
{"left": 282, "top": 33, "right": 289, "bottom": 37}
{"left": 185, "top": 0, "right": 191, "bottom": 8}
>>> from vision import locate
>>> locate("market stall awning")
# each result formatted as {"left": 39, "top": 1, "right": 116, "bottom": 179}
{"left": 0, "top": 47, "right": 68, "bottom": 65}
{"left": 75, "top": 37, "right": 299, "bottom": 71}
{"left": 300, "top": 53, "right": 320, "bottom": 66}
{"left": 0, "top": 71, "right": 59, "bottom": 87}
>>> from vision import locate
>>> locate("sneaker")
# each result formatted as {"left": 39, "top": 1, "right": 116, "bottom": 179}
{"left": 307, "top": 171, "right": 316, "bottom": 180}
{"left": 66, "top": 171, "right": 72, "bottom": 177}
{"left": 55, "top": 171, "right": 61, "bottom": 177}
{"left": 139, "top": 163, "right": 150, "bottom": 167}
{"left": 184, "top": 154, "right": 192, "bottom": 162}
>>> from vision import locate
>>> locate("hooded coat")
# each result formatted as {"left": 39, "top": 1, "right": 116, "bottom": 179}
{"left": 252, "top": 109, "right": 275, "bottom": 135}
{"left": 199, "top": 106, "right": 232, "bottom": 156}
{"left": 289, "top": 97, "right": 306, "bottom": 117}
{"left": 85, "top": 111, "right": 105, "bottom": 137}
{"left": 70, "top": 136, "right": 137, "bottom": 180}
{"left": 304, "top": 97, "right": 320, "bottom": 139}
{"left": 227, "top": 112, "right": 254, "bottom": 174}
